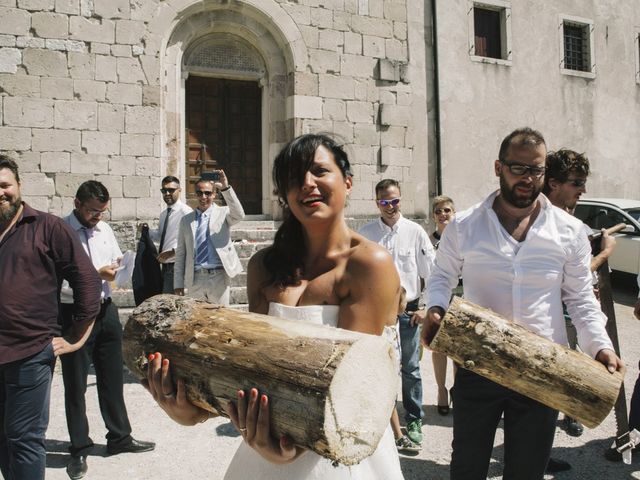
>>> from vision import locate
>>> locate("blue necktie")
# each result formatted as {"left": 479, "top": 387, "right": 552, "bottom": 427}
{"left": 195, "top": 212, "right": 209, "bottom": 266}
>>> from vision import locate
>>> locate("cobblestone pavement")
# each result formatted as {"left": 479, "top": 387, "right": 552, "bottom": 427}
{"left": 39, "top": 274, "right": 640, "bottom": 480}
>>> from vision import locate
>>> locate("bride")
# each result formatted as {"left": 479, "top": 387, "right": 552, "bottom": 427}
{"left": 146, "top": 134, "right": 405, "bottom": 479}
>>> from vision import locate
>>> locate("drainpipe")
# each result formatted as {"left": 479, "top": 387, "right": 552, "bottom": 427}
{"left": 431, "top": 0, "right": 443, "bottom": 196}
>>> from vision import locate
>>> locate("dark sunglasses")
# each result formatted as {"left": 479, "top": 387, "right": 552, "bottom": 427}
{"left": 160, "top": 188, "right": 177, "bottom": 194}
{"left": 377, "top": 198, "right": 401, "bottom": 207}
{"left": 501, "top": 161, "right": 546, "bottom": 178}
{"left": 565, "top": 178, "right": 587, "bottom": 187}
{"left": 195, "top": 190, "right": 214, "bottom": 197}
{"left": 434, "top": 207, "right": 453, "bottom": 215}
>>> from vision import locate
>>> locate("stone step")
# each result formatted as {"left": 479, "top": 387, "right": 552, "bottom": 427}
{"left": 231, "top": 220, "right": 281, "bottom": 230}
{"left": 230, "top": 286, "right": 247, "bottom": 304}
{"left": 232, "top": 229, "right": 276, "bottom": 242}
{"left": 230, "top": 271, "right": 247, "bottom": 287}
{"left": 233, "top": 240, "right": 270, "bottom": 258}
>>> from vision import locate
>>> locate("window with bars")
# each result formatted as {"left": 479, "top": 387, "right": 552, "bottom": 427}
{"left": 563, "top": 22, "right": 591, "bottom": 72}
{"left": 474, "top": 7, "right": 502, "bottom": 59}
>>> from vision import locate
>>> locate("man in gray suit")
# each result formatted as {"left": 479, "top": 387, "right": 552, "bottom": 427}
{"left": 173, "top": 171, "right": 244, "bottom": 306}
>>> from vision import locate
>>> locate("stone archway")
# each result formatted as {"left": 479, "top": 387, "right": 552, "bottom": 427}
{"left": 150, "top": 0, "right": 308, "bottom": 217}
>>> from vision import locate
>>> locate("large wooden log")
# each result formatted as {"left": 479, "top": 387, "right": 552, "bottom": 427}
{"left": 430, "top": 296, "right": 623, "bottom": 428}
{"left": 122, "top": 294, "right": 398, "bottom": 466}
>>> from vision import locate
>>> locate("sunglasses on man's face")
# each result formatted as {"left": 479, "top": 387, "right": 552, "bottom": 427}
{"left": 160, "top": 188, "right": 177, "bottom": 194}
{"left": 434, "top": 207, "right": 453, "bottom": 215}
{"left": 195, "top": 190, "right": 214, "bottom": 197}
{"left": 565, "top": 179, "right": 587, "bottom": 187}
{"left": 377, "top": 198, "right": 401, "bottom": 207}
{"left": 500, "top": 161, "right": 546, "bottom": 178}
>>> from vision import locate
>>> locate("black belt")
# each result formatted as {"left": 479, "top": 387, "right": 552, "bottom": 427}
{"left": 196, "top": 267, "right": 224, "bottom": 274}
{"left": 405, "top": 299, "right": 420, "bottom": 312}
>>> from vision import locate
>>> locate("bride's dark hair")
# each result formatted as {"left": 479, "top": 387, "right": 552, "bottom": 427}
{"left": 263, "top": 133, "right": 352, "bottom": 287}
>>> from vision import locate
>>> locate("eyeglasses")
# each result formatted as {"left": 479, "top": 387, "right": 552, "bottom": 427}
{"left": 377, "top": 198, "right": 401, "bottom": 207}
{"left": 565, "top": 178, "right": 587, "bottom": 187}
{"left": 434, "top": 207, "right": 453, "bottom": 215}
{"left": 501, "top": 161, "right": 546, "bottom": 178}
{"left": 85, "top": 207, "right": 109, "bottom": 217}
{"left": 160, "top": 188, "right": 177, "bottom": 194}
{"left": 195, "top": 190, "right": 214, "bottom": 197}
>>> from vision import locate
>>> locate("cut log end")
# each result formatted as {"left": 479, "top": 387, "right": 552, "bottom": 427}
{"left": 323, "top": 336, "right": 398, "bottom": 465}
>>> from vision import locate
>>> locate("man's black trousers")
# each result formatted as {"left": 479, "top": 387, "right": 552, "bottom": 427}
{"left": 451, "top": 368, "right": 558, "bottom": 480}
{"left": 60, "top": 301, "right": 132, "bottom": 456}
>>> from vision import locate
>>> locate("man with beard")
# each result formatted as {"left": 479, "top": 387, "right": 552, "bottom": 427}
{"left": 422, "top": 128, "right": 623, "bottom": 480}
{"left": 147, "top": 176, "right": 192, "bottom": 292}
{"left": 0, "top": 156, "right": 101, "bottom": 480}
{"left": 60, "top": 181, "right": 155, "bottom": 479}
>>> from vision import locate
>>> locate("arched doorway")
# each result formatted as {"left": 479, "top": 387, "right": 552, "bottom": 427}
{"left": 183, "top": 36, "right": 265, "bottom": 213}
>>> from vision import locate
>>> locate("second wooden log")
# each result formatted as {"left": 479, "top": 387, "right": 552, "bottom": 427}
{"left": 122, "top": 294, "right": 398, "bottom": 466}
{"left": 430, "top": 296, "right": 622, "bottom": 428}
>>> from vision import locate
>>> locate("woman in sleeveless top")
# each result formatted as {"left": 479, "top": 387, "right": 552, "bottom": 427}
{"left": 146, "top": 134, "right": 404, "bottom": 479}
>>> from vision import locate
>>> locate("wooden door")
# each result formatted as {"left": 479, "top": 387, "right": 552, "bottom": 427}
{"left": 185, "top": 76, "right": 262, "bottom": 213}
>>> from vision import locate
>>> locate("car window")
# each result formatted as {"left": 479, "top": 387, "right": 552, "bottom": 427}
{"left": 575, "top": 205, "right": 629, "bottom": 230}
{"left": 625, "top": 209, "right": 640, "bottom": 223}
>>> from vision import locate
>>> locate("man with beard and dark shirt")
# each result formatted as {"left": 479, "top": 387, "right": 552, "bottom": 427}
{"left": 422, "top": 128, "right": 623, "bottom": 480}
{"left": 0, "top": 156, "right": 100, "bottom": 480}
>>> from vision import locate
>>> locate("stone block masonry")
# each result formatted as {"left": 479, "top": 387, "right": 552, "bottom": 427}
{"left": 0, "top": 0, "right": 428, "bottom": 246}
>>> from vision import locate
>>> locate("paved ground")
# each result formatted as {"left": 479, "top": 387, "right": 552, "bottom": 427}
{"left": 39, "top": 273, "right": 640, "bottom": 480}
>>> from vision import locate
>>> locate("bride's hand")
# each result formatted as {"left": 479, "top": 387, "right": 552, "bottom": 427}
{"left": 144, "top": 352, "right": 212, "bottom": 426}
{"left": 228, "top": 388, "right": 302, "bottom": 464}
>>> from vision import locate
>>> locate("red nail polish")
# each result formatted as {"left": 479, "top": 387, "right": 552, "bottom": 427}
{"left": 148, "top": 353, "right": 154, "bottom": 361}
{"left": 251, "top": 388, "right": 258, "bottom": 398}
{"left": 261, "top": 395, "right": 267, "bottom": 405}
{"left": 162, "top": 358, "right": 169, "bottom": 366}
{"left": 238, "top": 390, "right": 245, "bottom": 399}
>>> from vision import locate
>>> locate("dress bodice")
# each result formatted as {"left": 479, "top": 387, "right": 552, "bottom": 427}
{"left": 267, "top": 302, "right": 340, "bottom": 327}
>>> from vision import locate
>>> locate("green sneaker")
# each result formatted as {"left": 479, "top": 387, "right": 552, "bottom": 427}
{"left": 406, "top": 419, "right": 423, "bottom": 445}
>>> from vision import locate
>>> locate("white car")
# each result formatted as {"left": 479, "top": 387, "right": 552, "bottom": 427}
{"left": 574, "top": 198, "right": 640, "bottom": 275}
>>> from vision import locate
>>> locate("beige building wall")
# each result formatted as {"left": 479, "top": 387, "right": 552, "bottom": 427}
{"left": 433, "top": 0, "right": 640, "bottom": 210}
{"left": 0, "top": 0, "right": 432, "bottom": 240}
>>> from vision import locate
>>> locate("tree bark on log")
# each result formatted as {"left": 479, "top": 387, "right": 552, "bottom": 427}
{"left": 122, "top": 294, "right": 398, "bottom": 466}
{"left": 430, "top": 296, "right": 622, "bottom": 428}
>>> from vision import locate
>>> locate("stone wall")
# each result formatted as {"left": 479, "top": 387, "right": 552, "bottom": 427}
{"left": 433, "top": 1, "right": 640, "bottom": 210}
{"left": 0, "top": 0, "right": 432, "bottom": 248}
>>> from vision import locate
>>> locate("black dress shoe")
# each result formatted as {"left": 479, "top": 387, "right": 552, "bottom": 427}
{"left": 107, "top": 438, "right": 156, "bottom": 455}
{"left": 66, "top": 455, "right": 88, "bottom": 480}
{"left": 563, "top": 416, "right": 584, "bottom": 437}
{"left": 546, "top": 457, "right": 571, "bottom": 472}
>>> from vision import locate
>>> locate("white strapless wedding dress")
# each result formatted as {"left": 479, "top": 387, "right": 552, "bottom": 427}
{"left": 223, "top": 302, "right": 405, "bottom": 480}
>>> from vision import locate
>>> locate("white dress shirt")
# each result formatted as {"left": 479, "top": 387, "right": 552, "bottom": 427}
{"left": 359, "top": 215, "right": 435, "bottom": 305}
{"left": 60, "top": 213, "right": 122, "bottom": 303}
{"left": 149, "top": 199, "right": 192, "bottom": 261}
{"left": 427, "top": 191, "right": 613, "bottom": 358}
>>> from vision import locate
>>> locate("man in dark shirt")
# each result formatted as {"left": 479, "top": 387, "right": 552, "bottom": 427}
{"left": 0, "top": 155, "right": 101, "bottom": 480}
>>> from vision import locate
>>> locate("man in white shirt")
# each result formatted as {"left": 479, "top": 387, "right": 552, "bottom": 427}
{"left": 148, "top": 176, "right": 192, "bottom": 293}
{"left": 60, "top": 181, "right": 155, "bottom": 479}
{"left": 174, "top": 171, "right": 244, "bottom": 305}
{"left": 359, "top": 179, "right": 436, "bottom": 449}
{"left": 423, "top": 128, "right": 623, "bottom": 480}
